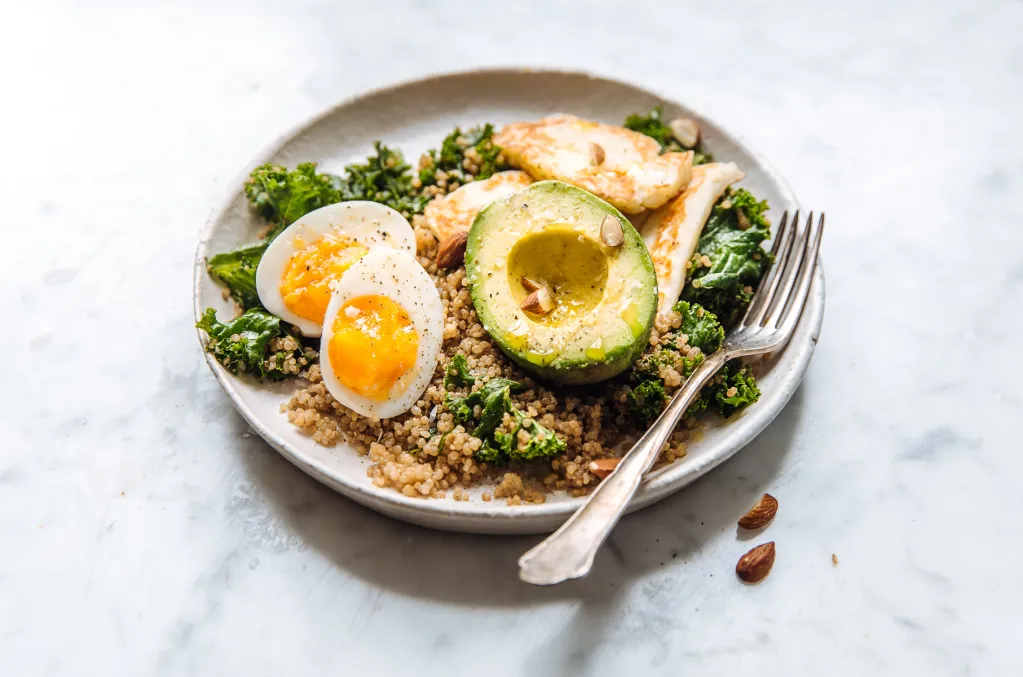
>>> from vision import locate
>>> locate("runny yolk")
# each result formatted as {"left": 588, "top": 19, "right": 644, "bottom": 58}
{"left": 280, "top": 234, "right": 369, "bottom": 323}
{"left": 328, "top": 295, "right": 419, "bottom": 400}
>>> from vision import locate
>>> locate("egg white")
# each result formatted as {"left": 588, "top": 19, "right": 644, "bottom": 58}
{"left": 255, "top": 201, "right": 416, "bottom": 336}
{"left": 319, "top": 248, "right": 443, "bottom": 419}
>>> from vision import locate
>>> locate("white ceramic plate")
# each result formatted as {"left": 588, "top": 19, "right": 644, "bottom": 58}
{"left": 193, "top": 68, "right": 824, "bottom": 535}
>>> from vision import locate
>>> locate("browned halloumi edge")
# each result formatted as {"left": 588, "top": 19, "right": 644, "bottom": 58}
{"left": 423, "top": 170, "right": 533, "bottom": 242}
{"left": 640, "top": 162, "right": 745, "bottom": 320}
{"left": 494, "top": 115, "right": 693, "bottom": 214}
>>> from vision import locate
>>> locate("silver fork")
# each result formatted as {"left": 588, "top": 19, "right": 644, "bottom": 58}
{"left": 518, "top": 210, "right": 825, "bottom": 585}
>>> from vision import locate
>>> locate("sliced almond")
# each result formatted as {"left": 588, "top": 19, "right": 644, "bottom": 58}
{"left": 520, "top": 276, "right": 542, "bottom": 293}
{"left": 832, "top": 553, "right": 839, "bottom": 566}
{"left": 669, "top": 117, "right": 700, "bottom": 149}
{"left": 736, "top": 542, "right": 775, "bottom": 583}
{"left": 737, "top": 493, "right": 778, "bottom": 529}
{"left": 588, "top": 458, "right": 621, "bottom": 478}
{"left": 435, "top": 230, "right": 469, "bottom": 268}
{"left": 600, "top": 214, "right": 624, "bottom": 247}
{"left": 520, "top": 286, "right": 554, "bottom": 315}
{"left": 589, "top": 142, "right": 606, "bottom": 166}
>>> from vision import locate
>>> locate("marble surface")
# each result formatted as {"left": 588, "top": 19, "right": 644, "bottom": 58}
{"left": 2, "top": 0, "right": 1021, "bottom": 674}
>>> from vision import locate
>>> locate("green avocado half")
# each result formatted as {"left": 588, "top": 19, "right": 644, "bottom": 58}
{"left": 465, "top": 180, "right": 657, "bottom": 385}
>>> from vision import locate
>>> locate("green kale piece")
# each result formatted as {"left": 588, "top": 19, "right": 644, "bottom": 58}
{"left": 419, "top": 124, "right": 507, "bottom": 189}
{"left": 708, "top": 359, "right": 761, "bottom": 417}
{"left": 506, "top": 413, "right": 565, "bottom": 462}
{"left": 244, "top": 162, "right": 343, "bottom": 230}
{"left": 682, "top": 188, "right": 772, "bottom": 327}
{"left": 443, "top": 354, "right": 475, "bottom": 390}
{"left": 624, "top": 106, "right": 679, "bottom": 150}
{"left": 476, "top": 439, "right": 507, "bottom": 464}
{"left": 626, "top": 379, "right": 667, "bottom": 424}
{"left": 338, "top": 142, "right": 430, "bottom": 218}
{"left": 444, "top": 393, "right": 475, "bottom": 425}
{"left": 443, "top": 376, "right": 565, "bottom": 463}
{"left": 623, "top": 106, "right": 713, "bottom": 165}
{"left": 674, "top": 301, "right": 725, "bottom": 354}
{"left": 626, "top": 348, "right": 709, "bottom": 425}
{"left": 196, "top": 308, "right": 304, "bottom": 380}
{"left": 626, "top": 302, "right": 733, "bottom": 424}
{"left": 463, "top": 378, "right": 525, "bottom": 439}
{"left": 206, "top": 241, "right": 266, "bottom": 309}
{"left": 444, "top": 377, "right": 522, "bottom": 433}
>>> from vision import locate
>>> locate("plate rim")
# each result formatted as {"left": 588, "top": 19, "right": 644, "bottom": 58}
{"left": 193, "top": 67, "right": 825, "bottom": 534}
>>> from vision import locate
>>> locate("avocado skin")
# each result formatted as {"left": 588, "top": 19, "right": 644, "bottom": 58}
{"left": 465, "top": 180, "right": 657, "bottom": 385}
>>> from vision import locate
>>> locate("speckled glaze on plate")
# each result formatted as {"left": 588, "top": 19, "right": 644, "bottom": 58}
{"left": 193, "top": 68, "right": 825, "bottom": 535}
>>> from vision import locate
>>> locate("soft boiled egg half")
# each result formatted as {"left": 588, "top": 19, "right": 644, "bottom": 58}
{"left": 255, "top": 201, "right": 416, "bottom": 336}
{"left": 319, "top": 248, "right": 444, "bottom": 419}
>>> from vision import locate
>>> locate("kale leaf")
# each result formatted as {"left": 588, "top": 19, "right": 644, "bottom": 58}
{"left": 682, "top": 188, "right": 772, "bottom": 327}
{"left": 443, "top": 372, "right": 565, "bottom": 463}
{"left": 206, "top": 241, "right": 267, "bottom": 309}
{"left": 675, "top": 301, "right": 725, "bottom": 354}
{"left": 707, "top": 359, "right": 761, "bottom": 417}
{"left": 443, "top": 354, "right": 475, "bottom": 390}
{"left": 626, "top": 379, "right": 667, "bottom": 424}
{"left": 338, "top": 142, "right": 430, "bottom": 218}
{"left": 418, "top": 124, "right": 506, "bottom": 189}
{"left": 244, "top": 162, "right": 343, "bottom": 230}
{"left": 506, "top": 414, "right": 565, "bottom": 462}
{"left": 625, "top": 301, "right": 753, "bottom": 424}
{"left": 623, "top": 106, "right": 713, "bottom": 165}
{"left": 624, "top": 106, "right": 679, "bottom": 150}
{"left": 196, "top": 308, "right": 305, "bottom": 380}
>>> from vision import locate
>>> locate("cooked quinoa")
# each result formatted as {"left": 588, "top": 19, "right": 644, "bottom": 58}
{"left": 281, "top": 221, "right": 697, "bottom": 503}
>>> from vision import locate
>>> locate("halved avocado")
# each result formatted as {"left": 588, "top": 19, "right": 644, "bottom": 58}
{"left": 465, "top": 180, "right": 657, "bottom": 385}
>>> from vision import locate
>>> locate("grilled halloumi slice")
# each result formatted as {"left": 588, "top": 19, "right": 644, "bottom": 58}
{"left": 423, "top": 170, "right": 533, "bottom": 242}
{"left": 641, "top": 162, "right": 745, "bottom": 320}
{"left": 494, "top": 115, "right": 693, "bottom": 214}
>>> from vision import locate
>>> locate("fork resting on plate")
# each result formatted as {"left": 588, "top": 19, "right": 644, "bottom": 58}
{"left": 518, "top": 210, "right": 825, "bottom": 585}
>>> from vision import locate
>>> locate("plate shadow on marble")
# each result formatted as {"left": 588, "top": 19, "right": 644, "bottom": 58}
{"left": 226, "top": 380, "right": 808, "bottom": 609}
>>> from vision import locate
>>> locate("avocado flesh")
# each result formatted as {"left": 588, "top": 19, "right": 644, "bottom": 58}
{"left": 465, "top": 180, "right": 657, "bottom": 385}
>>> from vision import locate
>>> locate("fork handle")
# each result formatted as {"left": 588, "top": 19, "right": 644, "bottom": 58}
{"left": 518, "top": 350, "right": 730, "bottom": 585}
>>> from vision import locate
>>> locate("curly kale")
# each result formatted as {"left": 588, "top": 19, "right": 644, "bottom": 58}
{"left": 675, "top": 301, "right": 725, "bottom": 354}
{"left": 418, "top": 124, "right": 507, "bottom": 189}
{"left": 623, "top": 106, "right": 712, "bottom": 165}
{"left": 625, "top": 301, "right": 758, "bottom": 423}
{"left": 708, "top": 359, "right": 761, "bottom": 417}
{"left": 682, "top": 187, "right": 772, "bottom": 328}
{"left": 442, "top": 361, "right": 565, "bottom": 464}
{"left": 244, "top": 162, "right": 343, "bottom": 232}
{"left": 626, "top": 379, "right": 667, "bottom": 424}
{"left": 206, "top": 241, "right": 267, "bottom": 309}
{"left": 443, "top": 354, "right": 475, "bottom": 390}
{"left": 337, "top": 142, "right": 430, "bottom": 218}
{"left": 626, "top": 347, "right": 706, "bottom": 425}
{"left": 196, "top": 308, "right": 306, "bottom": 380}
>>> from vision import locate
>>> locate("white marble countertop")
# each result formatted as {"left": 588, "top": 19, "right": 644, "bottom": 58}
{"left": 3, "top": 0, "right": 1021, "bottom": 674}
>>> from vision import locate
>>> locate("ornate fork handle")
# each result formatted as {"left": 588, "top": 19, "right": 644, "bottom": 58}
{"left": 518, "top": 349, "right": 729, "bottom": 585}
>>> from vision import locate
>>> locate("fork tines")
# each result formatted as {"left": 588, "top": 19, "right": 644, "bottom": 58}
{"left": 741, "top": 210, "right": 825, "bottom": 333}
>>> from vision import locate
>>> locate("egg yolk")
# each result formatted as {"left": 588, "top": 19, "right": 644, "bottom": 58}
{"left": 328, "top": 295, "right": 419, "bottom": 400}
{"left": 280, "top": 234, "right": 369, "bottom": 323}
